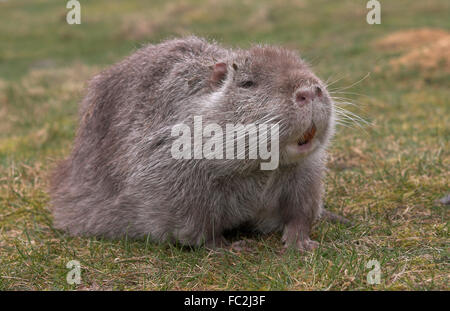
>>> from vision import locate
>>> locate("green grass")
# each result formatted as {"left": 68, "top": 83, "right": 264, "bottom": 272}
{"left": 0, "top": 0, "right": 448, "bottom": 290}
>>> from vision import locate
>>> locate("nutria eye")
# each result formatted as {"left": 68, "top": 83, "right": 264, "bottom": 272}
{"left": 240, "top": 81, "right": 254, "bottom": 88}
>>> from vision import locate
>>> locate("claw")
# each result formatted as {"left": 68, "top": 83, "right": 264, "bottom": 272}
{"left": 284, "top": 238, "right": 319, "bottom": 252}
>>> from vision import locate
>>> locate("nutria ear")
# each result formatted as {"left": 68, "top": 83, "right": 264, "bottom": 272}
{"left": 210, "top": 62, "right": 228, "bottom": 86}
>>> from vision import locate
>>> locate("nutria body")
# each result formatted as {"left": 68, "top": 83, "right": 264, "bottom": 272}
{"left": 50, "top": 36, "right": 337, "bottom": 251}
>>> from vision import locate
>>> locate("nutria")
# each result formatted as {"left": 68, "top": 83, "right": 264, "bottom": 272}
{"left": 50, "top": 36, "right": 348, "bottom": 251}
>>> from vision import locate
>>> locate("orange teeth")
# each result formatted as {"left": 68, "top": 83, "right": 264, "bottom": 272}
{"left": 298, "top": 124, "right": 316, "bottom": 145}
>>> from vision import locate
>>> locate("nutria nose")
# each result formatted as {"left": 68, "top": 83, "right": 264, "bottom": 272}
{"left": 295, "top": 86, "right": 322, "bottom": 107}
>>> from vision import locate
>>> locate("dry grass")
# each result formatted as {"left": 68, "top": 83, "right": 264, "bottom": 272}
{"left": 374, "top": 28, "right": 449, "bottom": 51}
{"left": 375, "top": 28, "right": 450, "bottom": 72}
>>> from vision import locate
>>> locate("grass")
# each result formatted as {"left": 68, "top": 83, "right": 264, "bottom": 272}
{"left": 0, "top": 0, "right": 448, "bottom": 290}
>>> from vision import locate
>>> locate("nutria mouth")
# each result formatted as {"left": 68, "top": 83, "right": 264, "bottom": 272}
{"left": 298, "top": 124, "right": 316, "bottom": 146}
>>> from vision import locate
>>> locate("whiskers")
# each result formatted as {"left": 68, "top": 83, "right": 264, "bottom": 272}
{"left": 325, "top": 73, "right": 372, "bottom": 131}
{"left": 333, "top": 103, "right": 369, "bottom": 131}
{"left": 327, "top": 72, "right": 371, "bottom": 93}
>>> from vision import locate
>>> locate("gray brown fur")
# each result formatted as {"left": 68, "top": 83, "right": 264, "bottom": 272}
{"left": 50, "top": 36, "right": 337, "bottom": 251}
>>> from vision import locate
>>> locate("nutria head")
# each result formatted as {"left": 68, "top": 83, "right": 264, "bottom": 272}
{"left": 206, "top": 45, "right": 335, "bottom": 166}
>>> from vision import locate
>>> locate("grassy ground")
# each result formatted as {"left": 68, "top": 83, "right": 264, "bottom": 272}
{"left": 0, "top": 0, "right": 448, "bottom": 290}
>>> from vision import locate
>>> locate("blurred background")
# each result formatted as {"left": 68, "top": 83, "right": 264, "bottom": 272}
{"left": 0, "top": 0, "right": 448, "bottom": 290}
{"left": 0, "top": 0, "right": 448, "bottom": 161}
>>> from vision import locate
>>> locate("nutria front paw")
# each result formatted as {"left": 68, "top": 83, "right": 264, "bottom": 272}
{"left": 282, "top": 222, "right": 319, "bottom": 252}
{"left": 287, "top": 238, "right": 319, "bottom": 252}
